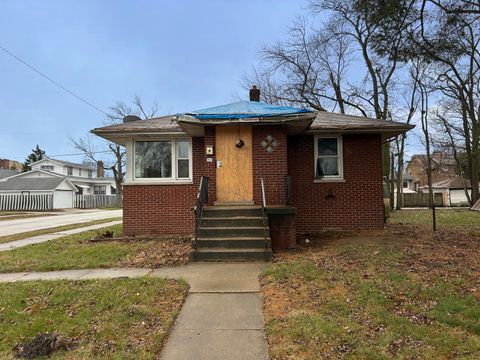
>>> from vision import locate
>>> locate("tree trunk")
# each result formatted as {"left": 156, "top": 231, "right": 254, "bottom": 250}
{"left": 390, "top": 151, "right": 395, "bottom": 210}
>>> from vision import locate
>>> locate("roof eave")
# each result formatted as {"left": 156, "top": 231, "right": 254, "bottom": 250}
{"left": 91, "top": 129, "right": 190, "bottom": 145}
{"left": 306, "top": 125, "right": 414, "bottom": 138}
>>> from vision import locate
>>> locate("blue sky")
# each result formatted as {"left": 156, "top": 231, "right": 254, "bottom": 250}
{"left": 0, "top": 0, "right": 422, "bottom": 167}
{"left": 0, "top": 0, "right": 305, "bottom": 164}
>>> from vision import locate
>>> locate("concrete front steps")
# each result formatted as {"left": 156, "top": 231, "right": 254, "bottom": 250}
{"left": 191, "top": 206, "right": 273, "bottom": 262}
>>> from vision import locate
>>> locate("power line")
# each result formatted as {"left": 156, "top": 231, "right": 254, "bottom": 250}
{"left": 3, "top": 150, "right": 111, "bottom": 159}
{"left": 0, "top": 44, "right": 109, "bottom": 116}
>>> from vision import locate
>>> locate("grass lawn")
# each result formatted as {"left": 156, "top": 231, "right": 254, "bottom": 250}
{"left": 390, "top": 208, "right": 480, "bottom": 230}
{"left": 0, "top": 211, "right": 27, "bottom": 216}
{"left": 0, "top": 225, "right": 190, "bottom": 273}
{"left": 0, "top": 277, "right": 188, "bottom": 359}
{"left": 0, "top": 217, "right": 122, "bottom": 244}
{"left": 263, "top": 210, "right": 480, "bottom": 359}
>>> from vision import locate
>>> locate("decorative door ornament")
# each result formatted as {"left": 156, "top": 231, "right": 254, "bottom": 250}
{"left": 260, "top": 135, "right": 278, "bottom": 153}
{"left": 235, "top": 139, "right": 245, "bottom": 148}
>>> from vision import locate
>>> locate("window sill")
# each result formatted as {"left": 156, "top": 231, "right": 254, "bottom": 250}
{"left": 314, "top": 178, "right": 345, "bottom": 183}
{"left": 124, "top": 180, "right": 194, "bottom": 186}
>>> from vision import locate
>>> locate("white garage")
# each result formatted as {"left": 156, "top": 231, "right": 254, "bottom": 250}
{"left": 0, "top": 171, "right": 77, "bottom": 209}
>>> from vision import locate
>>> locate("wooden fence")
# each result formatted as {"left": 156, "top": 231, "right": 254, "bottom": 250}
{"left": 74, "top": 195, "right": 120, "bottom": 209}
{"left": 402, "top": 193, "right": 444, "bottom": 207}
{"left": 0, "top": 194, "right": 53, "bottom": 210}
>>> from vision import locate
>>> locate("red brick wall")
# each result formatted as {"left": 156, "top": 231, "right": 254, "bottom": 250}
{"left": 204, "top": 126, "right": 217, "bottom": 205}
{"left": 288, "top": 134, "right": 385, "bottom": 233}
{"left": 123, "top": 137, "right": 210, "bottom": 236}
{"left": 252, "top": 126, "right": 288, "bottom": 205}
{"left": 123, "top": 129, "right": 384, "bottom": 236}
{"left": 268, "top": 214, "right": 296, "bottom": 249}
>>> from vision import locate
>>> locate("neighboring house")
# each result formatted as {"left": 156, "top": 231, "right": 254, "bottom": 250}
{"left": 393, "top": 173, "right": 415, "bottom": 192}
{"left": 0, "top": 170, "right": 77, "bottom": 209}
{"left": 406, "top": 152, "right": 457, "bottom": 190}
{"left": 29, "top": 158, "right": 116, "bottom": 195}
{"left": 420, "top": 176, "right": 476, "bottom": 206}
{"left": 392, "top": 173, "right": 417, "bottom": 206}
{"left": 92, "top": 87, "right": 412, "bottom": 260}
{"left": 402, "top": 174, "right": 415, "bottom": 191}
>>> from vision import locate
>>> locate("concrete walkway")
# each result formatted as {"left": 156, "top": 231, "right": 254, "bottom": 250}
{"left": 0, "top": 263, "right": 269, "bottom": 359}
{"left": 0, "top": 220, "right": 122, "bottom": 251}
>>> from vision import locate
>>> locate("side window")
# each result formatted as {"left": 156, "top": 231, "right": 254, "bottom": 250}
{"left": 315, "top": 136, "right": 343, "bottom": 179}
{"left": 176, "top": 140, "right": 190, "bottom": 179}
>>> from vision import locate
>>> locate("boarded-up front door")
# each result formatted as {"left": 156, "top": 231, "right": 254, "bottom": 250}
{"left": 215, "top": 125, "right": 253, "bottom": 202}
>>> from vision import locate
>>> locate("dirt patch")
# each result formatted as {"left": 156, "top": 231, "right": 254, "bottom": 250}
{"left": 14, "top": 333, "right": 76, "bottom": 359}
{"left": 125, "top": 237, "right": 191, "bottom": 268}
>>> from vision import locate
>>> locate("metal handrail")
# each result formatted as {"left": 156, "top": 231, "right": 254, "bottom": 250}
{"left": 192, "top": 176, "right": 208, "bottom": 250}
{"left": 260, "top": 178, "right": 269, "bottom": 250}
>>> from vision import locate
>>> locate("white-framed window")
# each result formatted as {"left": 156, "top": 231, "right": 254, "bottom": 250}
{"left": 314, "top": 135, "right": 343, "bottom": 180}
{"left": 134, "top": 138, "right": 192, "bottom": 182}
{"left": 67, "top": 166, "right": 73, "bottom": 176}
{"left": 94, "top": 185, "right": 106, "bottom": 195}
{"left": 79, "top": 169, "right": 82, "bottom": 176}
{"left": 41, "top": 165, "right": 54, "bottom": 171}
{"left": 88, "top": 170, "right": 93, "bottom": 178}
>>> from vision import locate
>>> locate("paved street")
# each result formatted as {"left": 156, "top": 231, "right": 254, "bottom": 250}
{"left": 0, "top": 209, "right": 122, "bottom": 236}
{"left": 0, "top": 220, "right": 122, "bottom": 251}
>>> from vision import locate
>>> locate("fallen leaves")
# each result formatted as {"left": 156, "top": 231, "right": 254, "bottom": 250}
{"left": 262, "top": 221, "right": 480, "bottom": 359}
{"left": 125, "top": 237, "right": 191, "bottom": 268}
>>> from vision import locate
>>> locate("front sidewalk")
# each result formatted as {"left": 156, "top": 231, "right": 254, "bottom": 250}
{"left": 0, "top": 263, "right": 269, "bottom": 360}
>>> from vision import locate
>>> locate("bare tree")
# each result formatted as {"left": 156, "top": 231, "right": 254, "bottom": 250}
{"left": 71, "top": 96, "right": 159, "bottom": 202}
{"left": 412, "top": 0, "right": 480, "bottom": 204}
{"left": 394, "top": 61, "right": 422, "bottom": 209}
{"left": 418, "top": 74, "right": 437, "bottom": 230}
{"left": 434, "top": 103, "right": 473, "bottom": 204}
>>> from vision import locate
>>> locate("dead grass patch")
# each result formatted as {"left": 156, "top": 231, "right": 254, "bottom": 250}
{"left": 262, "top": 211, "right": 480, "bottom": 359}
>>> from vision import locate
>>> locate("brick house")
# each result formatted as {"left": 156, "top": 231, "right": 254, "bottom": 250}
{"left": 406, "top": 152, "right": 457, "bottom": 190}
{"left": 92, "top": 87, "right": 412, "bottom": 261}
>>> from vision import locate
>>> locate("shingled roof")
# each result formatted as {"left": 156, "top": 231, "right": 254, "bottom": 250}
{"left": 92, "top": 115, "right": 181, "bottom": 134}
{"left": 309, "top": 112, "right": 414, "bottom": 134}
{"left": 92, "top": 110, "right": 413, "bottom": 143}
{"left": 0, "top": 176, "right": 70, "bottom": 191}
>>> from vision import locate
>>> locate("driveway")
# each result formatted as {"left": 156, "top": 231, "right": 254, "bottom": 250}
{"left": 0, "top": 209, "right": 122, "bottom": 236}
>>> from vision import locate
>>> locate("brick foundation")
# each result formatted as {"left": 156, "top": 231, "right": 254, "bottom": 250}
{"left": 268, "top": 213, "right": 296, "bottom": 249}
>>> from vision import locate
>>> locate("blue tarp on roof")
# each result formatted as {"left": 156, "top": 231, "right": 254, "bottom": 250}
{"left": 184, "top": 101, "right": 313, "bottom": 120}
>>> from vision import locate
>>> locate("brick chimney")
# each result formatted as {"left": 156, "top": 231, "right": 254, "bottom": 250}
{"left": 249, "top": 85, "right": 260, "bottom": 102}
{"left": 97, "top": 161, "right": 105, "bottom": 178}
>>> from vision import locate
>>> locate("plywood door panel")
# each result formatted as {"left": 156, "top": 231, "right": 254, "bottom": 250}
{"left": 215, "top": 125, "right": 253, "bottom": 202}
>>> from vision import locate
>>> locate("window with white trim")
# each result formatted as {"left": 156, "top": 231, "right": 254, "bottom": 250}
{"left": 314, "top": 136, "right": 343, "bottom": 179}
{"left": 134, "top": 138, "right": 192, "bottom": 181}
{"left": 41, "top": 165, "right": 54, "bottom": 171}
{"left": 176, "top": 140, "right": 190, "bottom": 179}
{"left": 93, "top": 185, "right": 106, "bottom": 195}
{"left": 66, "top": 166, "right": 73, "bottom": 176}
